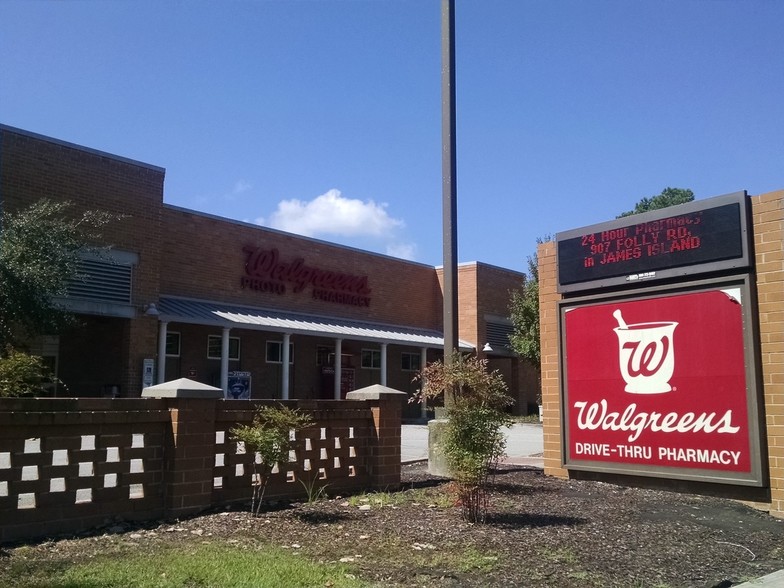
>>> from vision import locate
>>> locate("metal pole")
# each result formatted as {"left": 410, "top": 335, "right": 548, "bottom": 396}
{"left": 441, "top": 0, "right": 458, "bottom": 407}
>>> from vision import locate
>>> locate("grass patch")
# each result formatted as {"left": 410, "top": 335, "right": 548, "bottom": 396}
{"left": 511, "top": 414, "right": 541, "bottom": 424}
{"left": 409, "top": 547, "right": 501, "bottom": 573}
{"left": 6, "top": 542, "right": 364, "bottom": 588}
{"left": 347, "top": 487, "right": 453, "bottom": 509}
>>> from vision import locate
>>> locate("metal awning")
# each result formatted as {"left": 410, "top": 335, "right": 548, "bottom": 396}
{"left": 157, "top": 296, "right": 474, "bottom": 350}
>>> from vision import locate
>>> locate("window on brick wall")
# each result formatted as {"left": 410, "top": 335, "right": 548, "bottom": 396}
{"left": 165, "top": 332, "right": 181, "bottom": 357}
{"left": 361, "top": 349, "right": 381, "bottom": 369}
{"left": 207, "top": 335, "right": 240, "bottom": 361}
{"left": 401, "top": 352, "right": 421, "bottom": 372}
{"left": 266, "top": 341, "right": 294, "bottom": 364}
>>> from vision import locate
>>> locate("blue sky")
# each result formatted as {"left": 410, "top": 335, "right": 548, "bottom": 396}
{"left": 2, "top": 0, "right": 782, "bottom": 273}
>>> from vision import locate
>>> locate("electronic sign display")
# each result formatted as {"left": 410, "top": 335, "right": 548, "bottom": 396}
{"left": 557, "top": 192, "right": 750, "bottom": 293}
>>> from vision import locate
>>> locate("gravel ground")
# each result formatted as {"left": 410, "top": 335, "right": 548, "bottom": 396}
{"left": 2, "top": 462, "right": 783, "bottom": 587}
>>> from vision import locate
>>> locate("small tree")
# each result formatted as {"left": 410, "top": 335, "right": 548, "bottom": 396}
{"left": 413, "top": 352, "right": 513, "bottom": 523}
{"left": 230, "top": 405, "right": 314, "bottom": 516}
{"left": 509, "top": 236, "right": 550, "bottom": 407}
{"left": 509, "top": 248, "right": 541, "bottom": 367}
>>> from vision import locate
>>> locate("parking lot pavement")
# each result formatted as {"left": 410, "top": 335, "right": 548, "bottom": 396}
{"left": 402, "top": 422, "right": 544, "bottom": 467}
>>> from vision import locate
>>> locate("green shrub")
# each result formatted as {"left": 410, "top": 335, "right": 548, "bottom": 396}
{"left": 413, "top": 352, "right": 513, "bottom": 522}
{"left": 230, "top": 405, "right": 314, "bottom": 516}
{"left": 0, "top": 346, "right": 61, "bottom": 397}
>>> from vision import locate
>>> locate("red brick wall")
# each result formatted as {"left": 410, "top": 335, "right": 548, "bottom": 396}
{"left": 1, "top": 127, "right": 163, "bottom": 396}
{"left": 160, "top": 206, "right": 443, "bottom": 329}
{"left": 751, "top": 191, "right": 784, "bottom": 516}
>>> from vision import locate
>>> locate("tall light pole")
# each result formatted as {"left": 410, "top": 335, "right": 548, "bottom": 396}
{"left": 441, "top": 0, "right": 458, "bottom": 407}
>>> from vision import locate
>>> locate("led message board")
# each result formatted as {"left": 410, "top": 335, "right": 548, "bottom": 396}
{"left": 559, "top": 279, "right": 764, "bottom": 486}
{"left": 557, "top": 191, "right": 750, "bottom": 293}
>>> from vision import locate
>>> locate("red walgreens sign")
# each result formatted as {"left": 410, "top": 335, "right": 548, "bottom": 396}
{"left": 562, "top": 286, "right": 763, "bottom": 485}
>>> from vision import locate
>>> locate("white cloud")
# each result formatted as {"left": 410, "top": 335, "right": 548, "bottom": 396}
{"left": 265, "top": 189, "right": 405, "bottom": 238}
{"left": 386, "top": 242, "right": 417, "bottom": 261}
{"left": 233, "top": 180, "right": 252, "bottom": 195}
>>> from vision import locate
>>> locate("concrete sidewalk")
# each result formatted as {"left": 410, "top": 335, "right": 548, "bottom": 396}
{"left": 402, "top": 422, "right": 544, "bottom": 468}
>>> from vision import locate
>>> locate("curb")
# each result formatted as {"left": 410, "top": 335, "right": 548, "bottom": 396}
{"left": 734, "top": 569, "right": 784, "bottom": 587}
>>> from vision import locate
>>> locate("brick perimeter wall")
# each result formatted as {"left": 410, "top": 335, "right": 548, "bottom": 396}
{"left": 0, "top": 395, "right": 402, "bottom": 543}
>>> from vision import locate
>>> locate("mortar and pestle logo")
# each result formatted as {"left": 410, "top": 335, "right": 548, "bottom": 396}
{"left": 612, "top": 309, "right": 678, "bottom": 394}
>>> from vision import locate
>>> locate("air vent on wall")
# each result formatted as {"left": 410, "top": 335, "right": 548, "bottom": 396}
{"left": 65, "top": 253, "right": 135, "bottom": 304}
{"left": 485, "top": 321, "right": 514, "bottom": 350}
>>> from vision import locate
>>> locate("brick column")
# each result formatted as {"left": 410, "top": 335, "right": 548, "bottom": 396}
{"left": 143, "top": 379, "right": 223, "bottom": 518}
{"left": 162, "top": 398, "right": 219, "bottom": 517}
{"left": 346, "top": 385, "right": 406, "bottom": 489}
{"left": 538, "top": 240, "right": 567, "bottom": 478}
{"left": 752, "top": 190, "right": 784, "bottom": 518}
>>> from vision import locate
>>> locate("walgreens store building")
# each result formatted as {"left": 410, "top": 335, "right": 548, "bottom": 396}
{"left": 0, "top": 125, "right": 536, "bottom": 418}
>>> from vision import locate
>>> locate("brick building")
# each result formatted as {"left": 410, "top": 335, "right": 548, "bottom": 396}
{"left": 0, "top": 124, "right": 537, "bottom": 417}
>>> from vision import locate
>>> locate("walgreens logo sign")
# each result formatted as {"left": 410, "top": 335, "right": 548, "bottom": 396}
{"left": 563, "top": 288, "right": 754, "bottom": 479}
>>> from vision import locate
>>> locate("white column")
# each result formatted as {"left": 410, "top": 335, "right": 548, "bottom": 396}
{"left": 281, "top": 332, "right": 291, "bottom": 400}
{"left": 420, "top": 347, "right": 429, "bottom": 419}
{"left": 220, "top": 327, "right": 230, "bottom": 394}
{"left": 380, "top": 343, "right": 388, "bottom": 387}
{"left": 334, "top": 339, "right": 343, "bottom": 400}
{"left": 157, "top": 321, "right": 168, "bottom": 384}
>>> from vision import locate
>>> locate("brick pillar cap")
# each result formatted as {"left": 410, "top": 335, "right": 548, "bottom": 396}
{"left": 346, "top": 384, "right": 408, "bottom": 401}
{"left": 142, "top": 378, "right": 223, "bottom": 399}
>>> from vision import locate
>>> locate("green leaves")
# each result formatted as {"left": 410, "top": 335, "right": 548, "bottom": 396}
{"left": 0, "top": 346, "right": 62, "bottom": 397}
{"left": 230, "top": 405, "right": 315, "bottom": 515}
{"left": 413, "top": 352, "right": 513, "bottom": 522}
{"left": 617, "top": 187, "right": 695, "bottom": 218}
{"left": 0, "top": 199, "right": 117, "bottom": 351}
{"left": 414, "top": 352, "right": 512, "bottom": 410}
{"left": 509, "top": 236, "right": 550, "bottom": 368}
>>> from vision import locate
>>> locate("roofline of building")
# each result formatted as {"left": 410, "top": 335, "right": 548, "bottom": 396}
{"left": 1, "top": 123, "right": 525, "bottom": 275}
{"left": 0, "top": 123, "right": 166, "bottom": 174}
{"left": 164, "top": 203, "right": 439, "bottom": 270}
{"left": 436, "top": 260, "right": 527, "bottom": 278}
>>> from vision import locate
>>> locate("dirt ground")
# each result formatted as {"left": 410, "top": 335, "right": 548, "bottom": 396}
{"left": 2, "top": 462, "right": 784, "bottom": 587}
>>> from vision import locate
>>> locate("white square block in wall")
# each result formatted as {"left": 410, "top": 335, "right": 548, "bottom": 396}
{"left": 50, "top": 478, "right": 66, "bottom": 492}
{"left": 21, "top": 465, "right": 39, "bottom": 481}
{"left": 75, "top": 488, "right": 92, "bottom": 504}
{"left": 52, "top": 449, "right": 69, "bottom": 466}
{"left": 18, "top": 493, "right": 36, "bottom": 509}
{"left": 24, "top": 438, "right": 41, "bottom": 453}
